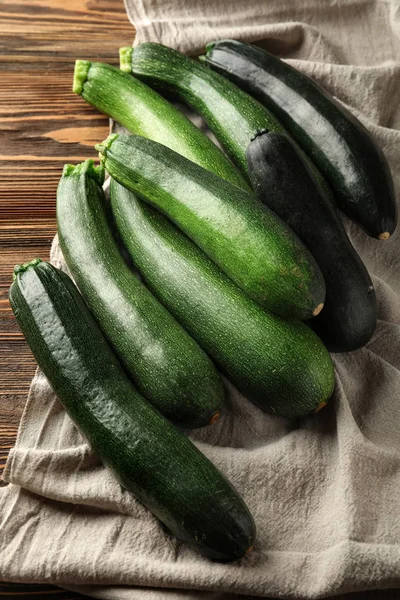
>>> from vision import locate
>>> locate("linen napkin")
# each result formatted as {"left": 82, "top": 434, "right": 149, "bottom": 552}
{"left": 1, "top": 0, "right": 400, "bottom": 598}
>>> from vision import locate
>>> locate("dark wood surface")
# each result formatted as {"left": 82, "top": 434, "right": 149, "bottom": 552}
{"left": 0, "top": 0, "right": 133, "bottom": 597}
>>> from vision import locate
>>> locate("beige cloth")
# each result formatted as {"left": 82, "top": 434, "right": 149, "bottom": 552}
{"left": 2, "top": 0, "right": 400, "bottom": 598}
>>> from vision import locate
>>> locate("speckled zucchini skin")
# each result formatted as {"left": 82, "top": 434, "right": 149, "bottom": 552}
{"left": 98, "top": 133, "right": 326, "bottom": 321}
{"left": 204, "top": 39, "right": 397, "bottom": 239}
{"left": 72, "top": 60, "right": 247, "bottom": 190}
{"left": 121, "top": 43, "right": 284, "bottom": 177}
{"left": 123, "top": 43, "right": 331, "bottom": 201}
{"left": 9, "top": 260, "right": 255, "bottom": 561}
{"left": 247, "top": 132, "right": 377, "bottom": 352}
{"left": 57, "top": 160, "right": 224, "bottom": 429}
{"left": 110, "top": 181, "right": 335, "bottom": 419}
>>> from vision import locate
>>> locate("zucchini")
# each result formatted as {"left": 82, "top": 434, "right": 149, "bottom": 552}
{"left": 98, "top": 133, "right": 326, "bottom": 320}
{"left": 247, "top": 131, "right": 377, "bottom": 352}
{"left": 121, "top": 43, "right": 331, "bottom": 200}
{"left": 120, "top": 43, "right": 285, "bottom": 176}
{"left": 72, "top": 60, "right": 247, "bottom": 190}
{"left": 9, "top": 259, "right": 255, "bottom": 561}
{"left": 57, "top": 159, "right": 224, "bottom": 428}
{"left": 204, "top": 39, "right": 397, "bottom": 240}
{"left": 110, "top": 180, "right": 335, "bottom": 419}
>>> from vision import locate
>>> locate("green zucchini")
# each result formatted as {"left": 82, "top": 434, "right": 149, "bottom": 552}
{"left": 120, "top": 43, "right": 283, "bottom": 176}
{"left": 110, "top": 181, "right": 335, "bottom": 419}
{"left": 9, "top": 259, "right": 255, "bottom": 561}
{"left": 98, "top": 133, "right": 325, "bottom": 320}
{"left": 72, "top": 60, "right": 247, "bottom": 190}
{"left": 121, "top": 43, "right": 330, "bottom": 199}
{"left": 57, "top": 159, "right": 224, "bottom": 429}
{"left": 204, "top": 39, "right": 397, "bottom": 239}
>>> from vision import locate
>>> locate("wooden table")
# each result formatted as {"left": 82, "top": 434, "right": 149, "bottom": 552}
{"left": 0, "top": 1, "right": 133, "bottom": 597}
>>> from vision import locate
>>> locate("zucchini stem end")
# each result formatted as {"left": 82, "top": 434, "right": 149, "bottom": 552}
{"left": 13, "top": 258, "right": 42, "bottom": 281}
{"left": 62, "top": 160, "right": 105, "bottom": 185}
{"left": 73, "top": 60, "right": 91, "bottom": 95}
{"left": 95, "top": 133, "right": 119, "bottom": 166}
{"left": 312, "top": 303, "right": 324, "bottom": 317}
{"left": 205, "top": 41, "right": 216, "bottom": 55}
{"left": 119, "top": 46, "right": 133, "bottom": 73}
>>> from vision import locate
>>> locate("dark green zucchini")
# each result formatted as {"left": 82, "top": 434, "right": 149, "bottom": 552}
{"left": 110, "top": 180, "right": 335, "bottom": 419}
{"left": 121, "top": 43, "right": 331, "bottom": 200}
{"left": 247, "top": 131, "right": 377, "bottom": 352}
{"left": 57, "top": 159, "right": 224, "bottom": 428}
{"left": 98, "top": 133, "right": 325, "bottom": 320}
{"left": 9, "top": 259, "right": 255, "bottom": 561}
{"left": 72, "top": 60, "right": 247, "bottom": 190}
{"left": 204, "top": 39, "right": 397, "bottom": 240}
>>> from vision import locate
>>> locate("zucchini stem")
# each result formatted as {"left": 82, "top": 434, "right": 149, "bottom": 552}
{"left": 13, "top": 258, "right": 42, "bottom": 281}
{"left": 95, "top": 133, "right": 119, "bottom": 166}
{"left": 62, "top": 159, "right": 105, "bottom": 185}
{"left": 205, "top": 41, "right": 216, "bottom": 54}
{"left": 119, "top": 46, "right": 133, "bottom": 73}
{"left": 73, "top": 60, "right": 91, "bottom": 95}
